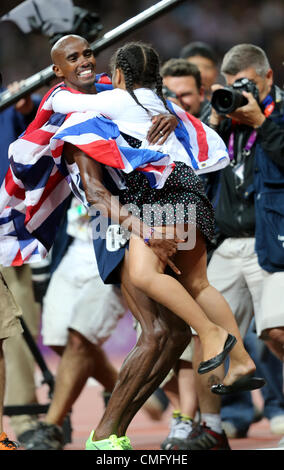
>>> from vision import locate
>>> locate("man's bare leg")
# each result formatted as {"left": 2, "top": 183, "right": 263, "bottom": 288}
{"left": 192, "top": 336, "right": 223, "bottom": 415}
{"left": 93, "top": 255, "right": 191, "bottom": 440}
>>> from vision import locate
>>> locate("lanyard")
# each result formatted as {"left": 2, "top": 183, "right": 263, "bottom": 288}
{"left": 228, "top": 94, "right": 275, "bottom": 161}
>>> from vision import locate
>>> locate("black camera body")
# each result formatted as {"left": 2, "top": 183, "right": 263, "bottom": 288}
{"left": 211, "top": 77, "right": 259, "bottom": 115}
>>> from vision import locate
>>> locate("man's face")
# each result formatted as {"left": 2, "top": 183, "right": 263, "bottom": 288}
{"left": 186, "top": 55, "right": 218, "bottom": 96}
{"left": 224, "top": 66, "right": 273, "bottom": 102}
{"left": 163, "top": 75, "right": 204, "bottom": 116}
{"left": 53, "top": 37, "right": 96, "bottom": 92}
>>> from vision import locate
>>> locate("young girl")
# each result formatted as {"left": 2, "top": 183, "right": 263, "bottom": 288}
{"left": 52, "top": 41, "right": 264, "bottom": 392}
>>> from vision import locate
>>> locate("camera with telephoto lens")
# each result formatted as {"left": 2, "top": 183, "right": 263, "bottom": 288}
{"left": 211, "top": 77, "right": 259, "bottom": 115}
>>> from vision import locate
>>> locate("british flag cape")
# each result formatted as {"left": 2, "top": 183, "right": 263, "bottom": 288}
{"left": 0, "top": 75, "right": 229, "bottom": 266}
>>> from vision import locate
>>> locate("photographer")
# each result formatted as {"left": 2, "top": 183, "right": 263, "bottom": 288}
{"left": 181, "top": 44, "right": 284, "bottom": 450}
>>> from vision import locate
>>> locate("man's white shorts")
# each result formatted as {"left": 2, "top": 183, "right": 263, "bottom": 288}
{"left": 258, "top": 271, "right": 284, "bottom": 337}
{"left": 41, "top": 238, "right": 126, "bottom": 347}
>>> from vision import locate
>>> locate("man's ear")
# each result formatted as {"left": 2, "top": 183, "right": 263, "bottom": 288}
{"left": 52, "top": 64, "right": 64, "bottom": 78}
{"left": 266, "top": 68, "right": 273, "bottom": 87}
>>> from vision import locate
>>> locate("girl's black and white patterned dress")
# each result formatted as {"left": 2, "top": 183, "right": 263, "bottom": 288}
{"left": 119, "top": 133, "right": 215, "bottom": 242}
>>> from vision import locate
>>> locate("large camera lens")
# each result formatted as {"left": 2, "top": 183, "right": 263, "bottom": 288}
{"left": 211, "top": 87, "right": 248, "bottom": 114}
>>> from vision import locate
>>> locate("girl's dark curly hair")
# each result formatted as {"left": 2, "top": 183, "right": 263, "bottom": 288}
{"left": 110, "top": 42, "right": 173, "bottom": 116}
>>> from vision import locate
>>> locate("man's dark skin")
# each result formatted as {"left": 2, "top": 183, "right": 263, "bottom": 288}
{"left": 52, "top": 35, "right": 191, "bottom": 441}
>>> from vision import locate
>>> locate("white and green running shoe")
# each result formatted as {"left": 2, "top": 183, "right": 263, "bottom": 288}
{"left": 85, "top": 431, "right": 133, "bottom": 450}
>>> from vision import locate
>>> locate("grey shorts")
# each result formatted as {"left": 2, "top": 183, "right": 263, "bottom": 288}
{"left": 0, "top": 272, "right": 22, "bottom": 340}
{"left": 41, "top": 238, "right": 126, "bottom": 346}
{"left": 207, "top": 238, "right": 267, "bottom": 337}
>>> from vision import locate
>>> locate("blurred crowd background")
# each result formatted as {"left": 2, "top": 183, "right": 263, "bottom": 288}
{"left": 0, "top": 0, "right": 283, "bottom": 97}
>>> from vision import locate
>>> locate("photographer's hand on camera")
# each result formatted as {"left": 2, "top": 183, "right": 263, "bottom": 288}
{"left": 208, "top": 84, "right": 225, "bottom": 130}
{"left": 227, "top": 91, "right": 266, "bottom": 129}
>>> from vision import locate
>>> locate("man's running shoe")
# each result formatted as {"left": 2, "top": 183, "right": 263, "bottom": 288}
{"left": 168, "top": 423, "right": 231, "bottom": 450}
{"left": 161, "top": 412, "right": 194, "bottom": 450}
{"left": 161, "top": 410, "right": 181, "bottom": 449}
{"left": 0, "top": 432, "right": 19, "bottom": 450}
{"left": 85, "top": 431, "right": 133, "bottom": 450}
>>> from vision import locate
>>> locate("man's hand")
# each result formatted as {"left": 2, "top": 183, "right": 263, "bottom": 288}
{"left": 8, "top": 81, "right": 34, "bottom": 115}
{"left": 227, "top": 91, "right": 266, "bottom": 128}
{"left": 147, "top": 234, "right": 186, "bottom": 275}
{"left": 147, "top": 113, "right": 178, "bottom": 145}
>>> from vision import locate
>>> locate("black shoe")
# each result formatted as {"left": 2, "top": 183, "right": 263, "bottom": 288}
{"left": 211, "top": 375, "right": 266, "bottom": 395}
{"left": 17, "top": 429, "right": 37, "bottom": 448}
{"left": 170, "top": 423, "right": 231, "bottom": 450}
{"left": 25, "top": 422, "right": 64, "bottom": 450}
{"left": 198, "top": 334, "right": 237, "bottom": 375}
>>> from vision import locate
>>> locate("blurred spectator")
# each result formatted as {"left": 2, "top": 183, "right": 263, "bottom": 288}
{"left": 185, "top": 43, "right": 284, "bottom": 451}
{"left": 161, "top": 58, "right": 209, "bottom": 118}
{"left": 1, "top": 1, "right": 283, "bottom": 88}
{"left": 179, "top": 41, "right": 219, "bottom": 99}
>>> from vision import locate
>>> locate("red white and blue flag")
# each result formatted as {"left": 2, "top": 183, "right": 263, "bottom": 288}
{"left": 0, "top": 77, "right": 228, "bottom": 267}
{"left": 0, "top": 76, "right": 113, "bottom": 266}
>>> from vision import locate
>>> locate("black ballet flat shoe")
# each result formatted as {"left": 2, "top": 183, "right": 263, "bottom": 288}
{"left": 211, "top": 374, "right": 266, "bottom": 395}
{"left": 197, "top": 333, "right": 237, "bottom": 375}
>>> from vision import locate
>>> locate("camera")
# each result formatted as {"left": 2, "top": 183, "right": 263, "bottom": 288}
{"left": 162, "top": 85, "right": 178, "bottom": 100}
{"left": 211, "top": 77, "right": 259, "bottom": 115}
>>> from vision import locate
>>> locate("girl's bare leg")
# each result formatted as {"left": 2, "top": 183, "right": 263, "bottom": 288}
{"left": 174, "top": 229, "right": 256, "bottom": 386}
{"left": 128, "top": 235, "right": 231, "bottom": 365}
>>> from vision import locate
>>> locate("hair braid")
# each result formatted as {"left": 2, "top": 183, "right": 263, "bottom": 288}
{"left": 111, "top": 42, "right": 175, "bottom": 117}
{"left": 116, "top": 46, "right": 151, "bottom": 115}
{"left": 155, "top": 70, "right": 174, "bottom": 115}
{"left": 143, "top": 45, "right": 176, "bottom": 116}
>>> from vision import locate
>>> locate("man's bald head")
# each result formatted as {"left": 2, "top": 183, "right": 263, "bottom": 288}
{"left": 51, "top": 34, "right": 96, "bottom": 93}
{"left": 51, "top": 35, "right": 89, "bottom": 65}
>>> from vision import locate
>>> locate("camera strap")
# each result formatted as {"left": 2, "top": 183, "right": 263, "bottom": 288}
{"left": 228, "top": 93, "right": 275, "bottom": 160}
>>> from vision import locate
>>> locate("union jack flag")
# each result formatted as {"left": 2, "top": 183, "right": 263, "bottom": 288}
{"left": 0, "top": 78, "right": 229, "bottom": 267}
{"left": 0, "top": 75, "right": 114, "bottom": 266}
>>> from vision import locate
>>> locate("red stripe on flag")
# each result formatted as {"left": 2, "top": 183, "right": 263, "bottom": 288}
{"left": 137, "top": 164, "right": 166, "bottom": 174}
{"left": 98, "top": 75, "right": 112, "bottom": 85}
{"left": 12, "top": 249, "right": 23, "bottom": 266}
{"left": 185, "top": 112, "right": 208, "bottom": 162}
{"left": 78, "top": 139, "right": 125, "bottom": 169}
{"left": 22, "top": 129, "right": 54, "bottom": 145}
{"left": 5, "top": 167, "right": 25, "bottom": 199}
{"left": 24, "top": 109, "right": 53, "bottom": 135}
{"left": 51, "top": 143, "right": 64, "bottom": 159}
